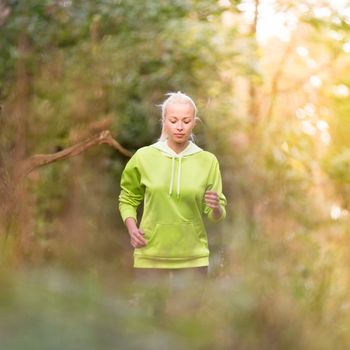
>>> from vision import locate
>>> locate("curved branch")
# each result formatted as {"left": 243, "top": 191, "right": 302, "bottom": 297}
{"left": 17, "top": 130, "right": 132, "bottom": 180}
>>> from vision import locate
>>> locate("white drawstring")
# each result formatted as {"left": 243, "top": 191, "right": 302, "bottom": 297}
{"left": 177, "top": 157, "right": 182, "bottom": 198}
{"left": 169, "top": 156, "right": 175, "bottom": 196}
{"left": 168, "top": 156, "right": 182, "bottom": 198}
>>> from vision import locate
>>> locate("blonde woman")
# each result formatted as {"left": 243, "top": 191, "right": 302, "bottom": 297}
{"left": 118, "top": 92, "right": 227, "bottom": 314}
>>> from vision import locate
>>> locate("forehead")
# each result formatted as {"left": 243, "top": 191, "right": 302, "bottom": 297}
{"left": 165, "top": 103, "right": 195, "bottom": 118}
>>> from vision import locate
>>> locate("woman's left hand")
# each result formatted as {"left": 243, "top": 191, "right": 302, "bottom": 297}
{"left": 204, "top": 190, "right": 224, "bottom": 220}
{"left": 204, "top": 190, "right": 221, "bottom": 209}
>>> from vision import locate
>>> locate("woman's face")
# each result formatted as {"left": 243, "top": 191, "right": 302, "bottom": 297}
{"left": 163, "top": 103, "right": 196, "bottom": 144}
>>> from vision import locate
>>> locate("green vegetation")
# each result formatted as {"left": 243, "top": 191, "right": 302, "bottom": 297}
{"left": 1, "top": 0, "right": 350, "bottom": 348}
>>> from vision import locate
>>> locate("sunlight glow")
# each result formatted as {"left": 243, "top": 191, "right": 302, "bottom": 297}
{"left": 297, "top": 4, "right": 309, "bottom": 14}
{"left": 320, "top": 131, "right": 331, "bottom": 144}
{"left": 316, "top": 120, "right": 329, "bottom": 131}
{"left": 258, "top": 5, "right": 297, "bottom": 43}
{"left": 329, "top": 30, "right": 344, "bottom": 41}
{"left": 301, "top": 120, "right": 317, "bottom": 136}
{"left": 309, "top": 75, "right": 322, "bottom": 88}
{"left": 332, "top": 16, "right": 342, "bottom": 25}
{"left": 297, "top": 107, "right": 331, "bottom": 144}
{"left": 238, "top": 0, "right": 297, "bottom": 43}
{"left": 296, "top": 47, "right": 309, "bottom": 57}
{"left": 237, "top": 0, "right": 349, "bottom": 44}
{"left": 313, "top": 7, "right": 332, "bottom": 19}
{"left": 304, "top": 103, "right": 316, "bottom": 116}
{"left": 343, "top": 42, "right": 350, "bottom": 53}
{"left": 334, "top": 3, "right": 350, "bottom": 24}
{"left": 332, "top": 84, "right": 349, "bottom": 98}
{"left": 317, "top": 119, "right": 331, "bottom": 145}
{"left": 331, "top": 205, "right": 341, "bottom": 220}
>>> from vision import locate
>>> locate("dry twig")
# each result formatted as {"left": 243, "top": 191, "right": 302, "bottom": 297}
{"left": 17, "top": 130, "right": 132, "bottom": 180}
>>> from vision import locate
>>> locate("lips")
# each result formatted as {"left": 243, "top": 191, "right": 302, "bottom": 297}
{"left": 174, "top": 134, "right": 185, "bottom": 137}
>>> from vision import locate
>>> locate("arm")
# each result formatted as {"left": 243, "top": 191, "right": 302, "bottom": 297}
{"left": 118, "top": 152, "right": 147, "bottom": 247}
{"left": 203, "top": 157, "right": 227, "bottom": 223}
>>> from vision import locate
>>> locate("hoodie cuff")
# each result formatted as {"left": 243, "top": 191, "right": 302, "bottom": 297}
{"left": 208, "top": 207, "right": 226, "bottom": 223}
{"left": 119, "top": 207, "right": 137, "bottom": 223}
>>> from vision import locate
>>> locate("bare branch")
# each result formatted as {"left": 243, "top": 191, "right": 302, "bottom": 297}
{"left": 17, "top": 130, "right": 132, "bottom": 180}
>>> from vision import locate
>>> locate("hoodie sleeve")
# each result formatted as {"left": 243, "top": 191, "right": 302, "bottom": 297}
{"left": 203, "top": 156, "right": 227, "bottom": 223}
{"left": 118, "top": 151, "right": 145, "bottom": 223}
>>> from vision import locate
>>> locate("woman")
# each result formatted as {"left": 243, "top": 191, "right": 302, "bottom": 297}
{"left": 118, "top": 91, "right": 227, "bottom": 314}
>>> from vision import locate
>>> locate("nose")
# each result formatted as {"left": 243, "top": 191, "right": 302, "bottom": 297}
{"left": 176, "top": 121, "right": 184, "bottom": 131}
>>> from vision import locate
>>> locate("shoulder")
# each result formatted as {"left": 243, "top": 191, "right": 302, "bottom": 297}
{"left": 198, "top": 150, "right": 219, "bottom": 163}
{"left": 124, "top": 146, "right": 157, "bottom": 172}
{"left": 129, "top": 145, "right": 159, "bottom": 164}
{"left": 134, "top": 145, "right": 158, "bottom": 157}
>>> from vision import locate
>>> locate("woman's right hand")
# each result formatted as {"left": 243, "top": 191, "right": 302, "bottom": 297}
{"left": 128, "top": 227, "right": 147, "bottom": 248}
{"left": 124, "top": 217, "right": 147, "bottom": 248}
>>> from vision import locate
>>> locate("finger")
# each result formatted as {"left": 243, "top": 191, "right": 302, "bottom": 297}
{"left": 133, "top": 230, "right": 146, "bottom": 240}
{"left": 131, "top": 238, "right": 146, "bottom": 248}
{"left": 135, "top": 231, "right": 147, "bottom": 244}
{"left": 205, "top": 190, "right": 218, "bottom": 195}
{"left": 205, "top": 196, "right": 218, "bottom": 203}
{"left": 205, "top": 200, "right": 220, "bottom": 208}
{"left": 205, "top": 193, "right": 219, "bottom": 199}
{"left": 135, "top": 237, "right": 147, "bottom": 246}
{"left": 137, "top": 240, "right": 147, "bottom": 247}
{"left": 206, "top": 203, "right": 219, "bottom": 208}
{"left": 132, "top": 234, "right": 147, "bottom": 246}
{"left": 205, "top": 198, "right": 219, "bottom": 205}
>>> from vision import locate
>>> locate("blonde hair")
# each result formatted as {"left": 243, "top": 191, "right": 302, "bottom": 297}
{"left": 157, "top": 91, "right": 199, "bottom": 142}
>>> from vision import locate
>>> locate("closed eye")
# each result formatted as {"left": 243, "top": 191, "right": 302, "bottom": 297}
{"left": 169, "top": 119, "right": 192, "bottom": 124}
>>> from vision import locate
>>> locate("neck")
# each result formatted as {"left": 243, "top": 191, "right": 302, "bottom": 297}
{"left": 166, "top": 139, "right": 190, "bottom": 154}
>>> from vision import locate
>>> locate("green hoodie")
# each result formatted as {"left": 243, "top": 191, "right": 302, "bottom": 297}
{"left": 118, "top": 140, "right": 227, "bottom": 269}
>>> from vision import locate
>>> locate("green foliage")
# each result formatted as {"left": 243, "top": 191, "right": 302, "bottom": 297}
{"left": 2, "top": 0, "right": 350, "bottom": 348}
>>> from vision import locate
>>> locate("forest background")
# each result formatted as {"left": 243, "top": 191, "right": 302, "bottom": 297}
{"left": 1, "top": 0, "right": 350, "bottom": 349}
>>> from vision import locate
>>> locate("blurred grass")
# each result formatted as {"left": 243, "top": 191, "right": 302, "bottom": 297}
{"left": 2, "top": 1, "right": 350, "bottom": 349}
{"left": 1, "top": 222, "right": 350, "bottom": 350}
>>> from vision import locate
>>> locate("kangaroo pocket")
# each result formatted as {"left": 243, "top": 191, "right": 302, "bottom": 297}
{"left": 140, "top": 222, "right": 207, "bottom": 258}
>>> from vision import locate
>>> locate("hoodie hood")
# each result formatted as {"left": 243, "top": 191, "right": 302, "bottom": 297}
{"left": 150, "top": 140, "right": 203, "bottom": 198}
